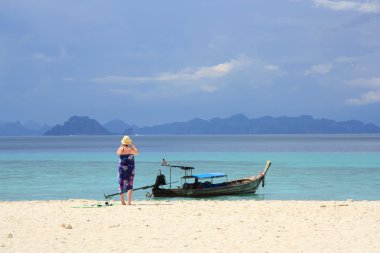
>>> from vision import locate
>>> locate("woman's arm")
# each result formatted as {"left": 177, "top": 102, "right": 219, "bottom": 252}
{"left": 129, "top": 143, "right": 139, "bottom": 155}
{"left": 116, "top": 144, "right": 139, "bottom": 155}
{"left": 116, "top": 145, "right": 125, "bottom": 155}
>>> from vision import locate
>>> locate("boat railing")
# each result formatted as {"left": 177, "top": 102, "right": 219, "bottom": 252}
{"left": 161, "top": 164, "right": 195, "bottom": 189}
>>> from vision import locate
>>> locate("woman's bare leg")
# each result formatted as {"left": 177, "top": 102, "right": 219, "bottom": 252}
{"left": 120, "top": 193, "right": 126, "bottom": 205}
{"left": 127, "top": 190, "right": 132, "bottom": 205}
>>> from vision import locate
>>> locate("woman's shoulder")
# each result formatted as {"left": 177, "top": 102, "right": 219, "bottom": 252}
{"left": 117, "top": 146, "right": 133, "bottom": 155}
{"left": 117, "top": 146, "right": 126, "bottom": 154}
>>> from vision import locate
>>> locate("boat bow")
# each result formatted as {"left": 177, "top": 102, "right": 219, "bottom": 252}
{"left": 261, "top": 160, "right": 271, "bottom": 187}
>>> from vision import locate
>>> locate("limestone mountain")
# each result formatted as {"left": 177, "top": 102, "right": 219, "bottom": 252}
{"left": 44, "top": 116, "right": 111, "bottom": 136}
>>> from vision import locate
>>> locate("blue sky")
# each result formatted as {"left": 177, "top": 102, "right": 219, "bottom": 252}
{"left": 1, "top": 0, "right": 379, "bottom": 126}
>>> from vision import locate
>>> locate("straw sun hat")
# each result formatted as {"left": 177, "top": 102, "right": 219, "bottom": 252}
{"left": 121, "top": 135, "right": 133, "bottom": 145}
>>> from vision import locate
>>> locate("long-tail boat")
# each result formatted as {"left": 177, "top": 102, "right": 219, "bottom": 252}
{"left": 150, "top": 160, "right": 271, "bottom": 198}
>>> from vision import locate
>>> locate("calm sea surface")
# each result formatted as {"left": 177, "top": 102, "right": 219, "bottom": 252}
{"left": 0, "top": 135, "right": 379, "bottom": 201}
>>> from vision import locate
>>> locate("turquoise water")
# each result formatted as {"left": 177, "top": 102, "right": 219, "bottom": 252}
{"left": 0, "top": 135, "right": 379, "bottom": 201}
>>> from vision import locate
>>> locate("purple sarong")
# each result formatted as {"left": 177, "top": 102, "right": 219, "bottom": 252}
{"left": 118, "top": 154, "right": 135, "bottom": 192}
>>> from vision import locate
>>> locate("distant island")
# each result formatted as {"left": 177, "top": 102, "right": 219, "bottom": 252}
{"left": 137, "top": 114, "right": 380, "bottom": 135}
{"left": 44, "top": 116, "right": 111, "bottom": 136}
{"left": 1, "top": 114, "right": 380, "bottom": 136}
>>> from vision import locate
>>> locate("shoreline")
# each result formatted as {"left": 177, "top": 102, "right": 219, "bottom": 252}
{"left": 1, "top": 200, "right": 380, "bottom": 252}
{"left": 1, "top": 198, "right": 380, "bottom": 202}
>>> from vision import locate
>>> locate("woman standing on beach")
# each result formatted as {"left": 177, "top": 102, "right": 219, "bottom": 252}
{"left": 117, "top": 136, "right": 139, "bottom": 205}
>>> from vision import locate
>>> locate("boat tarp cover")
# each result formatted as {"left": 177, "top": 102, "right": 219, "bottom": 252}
{"left": 168, "top": 165, "right": 194, "bottom": 170}
{"left": 190, "top": 172, "right": 226, "bottom": 179}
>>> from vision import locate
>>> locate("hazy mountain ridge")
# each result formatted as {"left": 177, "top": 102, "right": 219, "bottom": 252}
{"left": 136, "top": 114, "right": 380, "bottom": 134}
{"left": 103, "top": 119, "right": 136, "bottom": 135}
{"left": 0, "top": 121, "right": 50, "bottom": 136}
{"left": 1, "top": 114, "right": 380, "bottom": 136}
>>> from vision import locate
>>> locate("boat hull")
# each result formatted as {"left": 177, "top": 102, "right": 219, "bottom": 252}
{"left": 152, "top": 176, "right": 264, "bottom": 198}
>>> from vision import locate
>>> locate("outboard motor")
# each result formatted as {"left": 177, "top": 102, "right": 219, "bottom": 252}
{"left": 154, "top": 171, "right": 166, "bottom": 189}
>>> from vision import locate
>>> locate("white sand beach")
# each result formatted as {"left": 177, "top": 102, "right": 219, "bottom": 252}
{"left": 1, "top": 200, "right": 379, "bottom": 253}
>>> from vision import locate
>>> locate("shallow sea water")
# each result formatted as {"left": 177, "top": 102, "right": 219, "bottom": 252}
{"left": 0, "top": 135, "right": 379, "bottom": 201}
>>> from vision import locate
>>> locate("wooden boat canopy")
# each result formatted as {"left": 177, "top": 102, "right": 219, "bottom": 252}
{"left": 164, "top": 165, "right": 194, "bottom": 170}
{"left": 183, "top": 172, "right": 226, "bottom": 179}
